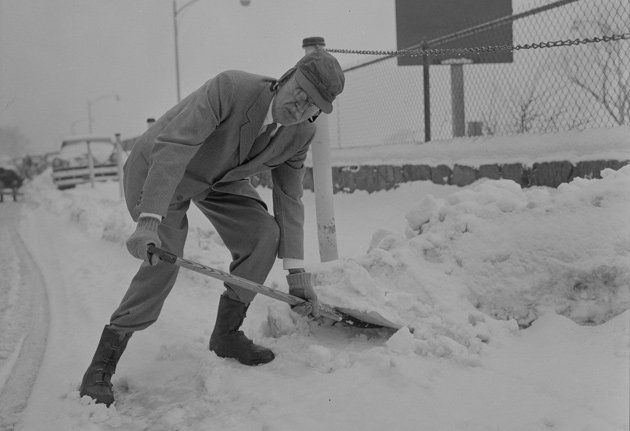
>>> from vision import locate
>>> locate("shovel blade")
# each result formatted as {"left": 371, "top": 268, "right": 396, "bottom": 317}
{"left": 334, "top": 306, "right": 404, "bottom": 331}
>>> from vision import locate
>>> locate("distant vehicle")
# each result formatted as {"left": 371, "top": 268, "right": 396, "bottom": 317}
{"left": 0, "top": 163, "right": 24, "bottom": 202}
{"left": 51, "top": 136, "right": 120, "bottom": 190}
{"left": 0, "top": 165, "right": 22, "bottom": 184}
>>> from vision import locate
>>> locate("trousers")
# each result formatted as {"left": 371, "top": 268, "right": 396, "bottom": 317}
{"left": 109, "top": 191, "right": 280, "bottom": 333}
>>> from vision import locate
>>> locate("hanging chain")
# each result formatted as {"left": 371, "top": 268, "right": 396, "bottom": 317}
{"left": 326, "top": 33, "right": 630, "bottom": 57}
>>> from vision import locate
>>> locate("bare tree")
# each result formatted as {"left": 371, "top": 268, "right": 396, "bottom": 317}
{"left": 513, "top": 84, "right": 544, "bottom": 133}
{"left": 483, "top": 70, "right": 565, "bottom": 135}
{"left": 563, "top": 11, "right": 630, "bottom": 125}
{"left": 513, "top": 78, "right": 570, "bottom": 134}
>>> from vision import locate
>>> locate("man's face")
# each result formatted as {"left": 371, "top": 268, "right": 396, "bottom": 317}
{"left": 272, "top": 76, "right": 321, "bottom": 126}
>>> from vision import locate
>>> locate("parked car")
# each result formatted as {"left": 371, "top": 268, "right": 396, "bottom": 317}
{"left": 51, "top": 136, "right": 120, "bottom": 190}
{"left": 0, "top": 162, "right": 24, "bottom": 202}
{"left": 0, "top": 165, "right": 23, "bottom": 186}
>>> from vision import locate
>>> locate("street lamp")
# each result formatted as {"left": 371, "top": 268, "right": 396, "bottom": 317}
{"left": 87, "top": 93, "right": 121, "bottom": 134}
{"left": 172, "top": 0, "right": 250, "bottom": 102}
{"left": 85, "top": 93, "right": 120, "bottom": 188}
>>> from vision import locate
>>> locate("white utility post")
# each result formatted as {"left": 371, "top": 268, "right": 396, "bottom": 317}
{"left": 303, "top": 37, "right": 339, "bottom": 262}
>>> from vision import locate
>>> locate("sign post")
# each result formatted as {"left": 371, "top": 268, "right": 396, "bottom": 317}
{"left": 443, "top": 58, "right": 473, "bottom": 138}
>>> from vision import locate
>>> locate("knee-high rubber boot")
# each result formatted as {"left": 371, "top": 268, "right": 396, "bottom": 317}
{"left": 209, "top": 295, "right": 274, "bottom": 366}
{"left": 79, "top": 325, "right": 132, "bottom": 406}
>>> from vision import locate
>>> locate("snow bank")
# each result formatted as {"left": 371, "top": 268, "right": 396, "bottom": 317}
{"left": 24, "top": 166, "right": 630, "bottom": 362}
{"left": 306, "top": 166, "right": 630, "bottom": 364}
{"left": 13, "top": 161, "right": 629, "bottom": 431}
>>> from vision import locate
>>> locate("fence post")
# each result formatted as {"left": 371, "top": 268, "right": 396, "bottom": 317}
{"left": 444, "top": 58, "right": 472, "bottom": 138}
{"left": 303, "top": 36, "right": 339, "bottom": 262}
{"left": 422, "top": 40, "right": 431, "bottom": 142}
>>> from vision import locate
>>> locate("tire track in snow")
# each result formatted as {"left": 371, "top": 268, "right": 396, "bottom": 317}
{"left": 0, "top": 204, "right": 50, "bottom": 430}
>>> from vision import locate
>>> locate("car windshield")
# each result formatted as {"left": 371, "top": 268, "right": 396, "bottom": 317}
{"left": 59, "top": 140, "right": 114, "bottom": 164}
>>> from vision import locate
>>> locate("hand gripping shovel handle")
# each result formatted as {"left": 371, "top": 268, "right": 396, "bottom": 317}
{"left": 147, "top": 245, "right": 344, "bottom": 323}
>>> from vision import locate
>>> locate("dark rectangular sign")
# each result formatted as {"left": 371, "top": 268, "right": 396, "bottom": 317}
{"left": 395, "top": 0, "right": 513, "bottom": 65}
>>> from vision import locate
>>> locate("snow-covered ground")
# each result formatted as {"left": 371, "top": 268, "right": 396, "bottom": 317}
{"left": 1, "top": 127, "right": 629, "bottom": 431}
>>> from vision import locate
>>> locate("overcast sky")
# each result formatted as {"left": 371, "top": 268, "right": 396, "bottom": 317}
{"left": 0, "top": 0, "right": 395, "bottom": 155}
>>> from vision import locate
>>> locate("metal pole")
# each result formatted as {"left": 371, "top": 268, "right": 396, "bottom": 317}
{"left": 450, "top": 63, "right": 465, "bottom": 137}
{"left": 115, "top": 133, "right": 124, "bottom": 200}
{"left": 86, "top": 94, "right": 120, "bottom": 135}
{"left": 84, "top": 94, "right": 120, "bottom": 188}
{"left": 173, "top": 0, "right": 219, "bottom": 103}
{"left": 87, "top": 100, "right": 94, "bottom": 134}
{"left": 303, "top": 37, "right": 339, "bottom": 262}
{"left": 422, "top": 40, "right": 431, "bottom": 142}
{"left": 86, "top": 140, "right": 95, "bottom": 188}
{"left": 173, "top": 0, "right": 181, "bottom": 102}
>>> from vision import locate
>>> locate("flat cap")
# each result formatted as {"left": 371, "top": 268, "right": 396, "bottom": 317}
{"left": 294, "top": 50, "right": 345, "bottom": 114}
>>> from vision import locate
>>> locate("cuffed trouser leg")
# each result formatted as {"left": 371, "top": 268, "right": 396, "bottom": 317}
{"left": 194, "top": 191, "right": 280, "bottom": 304}
{"left": 109, "top": 201, "right": 189, "bottom": 333}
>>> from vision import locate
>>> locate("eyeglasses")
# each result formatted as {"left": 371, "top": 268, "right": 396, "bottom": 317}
{"left": 294, "top": 88, "right": 321, "bottom": 119}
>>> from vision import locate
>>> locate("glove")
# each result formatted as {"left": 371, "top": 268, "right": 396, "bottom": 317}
{"left": 126, "top": 216, "right": 161, "bottom": 265}
{"left": 286, "top": 271, "right": 320, "bottom": 317}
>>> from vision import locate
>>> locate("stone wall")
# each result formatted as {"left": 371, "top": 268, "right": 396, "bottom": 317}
{"left": 251, "top": 159, "right": 629, "bottom": 193}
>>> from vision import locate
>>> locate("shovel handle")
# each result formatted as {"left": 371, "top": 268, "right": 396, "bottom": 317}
{"left": 148, "top": 244, "right": 176, "bottom": 264}
{"left": 148, "top": 245, "right": 403, "bottom": 330}
{"left": 146, "top": 245, "right": 343, "bottom": 323}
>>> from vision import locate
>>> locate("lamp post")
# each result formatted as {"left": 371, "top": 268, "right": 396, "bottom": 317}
{"left": 87, "top": 93, "right": 120, "bottom": 134}
{"left": 173, "top": 0, "right": 250, "bottom": 102}
{"left": 85, "top": 93, "right": 120, "bottom": 188}
{"left": 172, "top": 0, "right": 202, "bottom": 103}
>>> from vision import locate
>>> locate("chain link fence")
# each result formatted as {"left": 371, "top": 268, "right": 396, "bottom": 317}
{"left": 326, "top": 0, "right": 630, "bottom": 148}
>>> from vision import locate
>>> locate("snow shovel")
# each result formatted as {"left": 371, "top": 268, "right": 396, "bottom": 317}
{"left": 147, "top": 245, "right": 404, "bottom": 331}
